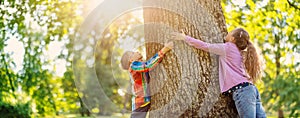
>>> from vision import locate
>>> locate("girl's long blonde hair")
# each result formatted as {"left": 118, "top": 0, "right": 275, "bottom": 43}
{"left": 231, "top": 28, "right": 263, "bottom": 83}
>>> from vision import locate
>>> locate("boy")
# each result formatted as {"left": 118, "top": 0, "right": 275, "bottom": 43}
{"left": 121, "top": 42, "right": 173, "bottom": 118}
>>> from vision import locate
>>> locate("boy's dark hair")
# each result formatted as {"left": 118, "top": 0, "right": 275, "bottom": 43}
{"left": 121, "top": 51, "right": 134, "bottom": 70}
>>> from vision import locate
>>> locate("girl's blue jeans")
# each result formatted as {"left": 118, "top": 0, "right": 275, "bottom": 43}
{"left": 232, "top": 85, "right": 267, "bottom": 118}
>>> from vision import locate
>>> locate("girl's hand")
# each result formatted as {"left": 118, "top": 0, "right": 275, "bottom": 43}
{"left": 171, "top": 31, "right": 186, "bottom": 41}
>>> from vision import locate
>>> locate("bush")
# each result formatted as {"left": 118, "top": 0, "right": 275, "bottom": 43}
{"left": 0, "top": 101, "right": 31, "bottom": 118}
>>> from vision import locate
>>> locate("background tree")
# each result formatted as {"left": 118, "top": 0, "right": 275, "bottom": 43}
{"left": 73, "top": 7, "right": 144, "bottom": 116}
{"left": 144, "top": 0, "right": 238, "bottom": 117}
{"left": 1, "top": 0, "right": 144, "bottom": 116}
{"left": 0, "top": 0, "right": 83, "bottom": 116}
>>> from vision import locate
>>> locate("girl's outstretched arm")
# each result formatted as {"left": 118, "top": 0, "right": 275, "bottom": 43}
{"left": 172, "top": 32, "right": 226, "bottom": 56}
{"left": 185, "top": 36, "right": 226, "bottom": 56}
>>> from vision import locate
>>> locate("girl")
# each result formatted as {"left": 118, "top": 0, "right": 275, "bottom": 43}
{"left": 172, "top": 28, "right": 266, "bottom": 118}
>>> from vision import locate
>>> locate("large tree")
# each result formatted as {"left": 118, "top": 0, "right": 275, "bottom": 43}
{"left": 143, "top": 0, "right": 238, "bottom": 117}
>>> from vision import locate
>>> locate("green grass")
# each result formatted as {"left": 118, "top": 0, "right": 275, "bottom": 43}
{"left": 50, "top": 113, "right": 130, "bottom": 118}
{"left": 96, "top": 113, "right": 130, "bottom": 118}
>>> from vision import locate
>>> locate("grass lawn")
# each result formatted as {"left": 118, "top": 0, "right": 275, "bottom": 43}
{"left": 53, "top": 113, "right": 131, "bottom": 118}
{"left": 40, "top": 112, "right": 291, "bottom": 117}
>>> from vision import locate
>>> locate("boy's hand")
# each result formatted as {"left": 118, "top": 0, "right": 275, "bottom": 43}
{"left": 164, "top": 41, "right": 174, "bottom": 49}
{"left": 171, "top": 31, "right": 186, "bottom": 41}
{"left": 161, "top": 42, "right": 173, "bottom": 54}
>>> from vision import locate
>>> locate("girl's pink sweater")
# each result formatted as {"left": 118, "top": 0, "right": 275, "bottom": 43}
{"left": 185, "top": 36, "right": 252, "bottom": 92}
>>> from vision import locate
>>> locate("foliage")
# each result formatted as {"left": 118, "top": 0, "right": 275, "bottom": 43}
{"left": 1, "top": 0, "right": 299, "bottom": 117}
{"left": 1, "top": 0, "right": 82, "bottom": 116}
{"left": 1, "top": 0, "right": 142, "bottom": 116}
{"left": 77, "top": 11, "right": 144, "bottom": 115}
{"left": 0, "top": 101, "right": 31, "bottom": 118}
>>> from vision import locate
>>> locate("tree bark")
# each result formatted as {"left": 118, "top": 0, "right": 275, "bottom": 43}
{"left": 275, "top": 34, "right": 284, "bottom": 118}
{"left": 143, "top": 0, "right": 238, "bottom": 117}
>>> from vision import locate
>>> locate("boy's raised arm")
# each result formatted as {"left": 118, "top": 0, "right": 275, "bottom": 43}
{"left": 130, "top": 42, "right": 173, "bottom": 72}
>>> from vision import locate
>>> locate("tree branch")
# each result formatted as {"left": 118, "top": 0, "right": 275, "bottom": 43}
{"left": 287, "top": 0, "right": 300, "bottom": 10}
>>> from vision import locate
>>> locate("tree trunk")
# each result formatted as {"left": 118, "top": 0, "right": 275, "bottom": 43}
{"left": 275, "top": 34, "right": 284, "bottom": 118}
{"left": 278, "top": 109, "right": 284, "bottom": 118}
{"left": 143, "top": 0, "right": 238, "bottom": 117}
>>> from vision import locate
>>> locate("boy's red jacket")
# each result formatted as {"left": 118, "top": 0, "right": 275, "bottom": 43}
{"left": 129, "top": 51, "right": 164, "bottom": 110}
